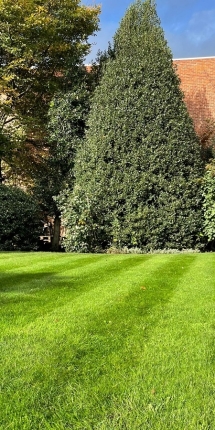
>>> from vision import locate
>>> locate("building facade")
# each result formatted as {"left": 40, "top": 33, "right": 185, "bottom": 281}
{"left": 173, "top": 57, "right": 215, "bottom": 138}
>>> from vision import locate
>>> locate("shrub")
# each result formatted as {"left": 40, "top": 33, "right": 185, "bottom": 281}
{"left": 0, "top": 185, "right": 40, "bottom": 250}
{"left": 202, "top": 161, "right": 215, "bottom": 249}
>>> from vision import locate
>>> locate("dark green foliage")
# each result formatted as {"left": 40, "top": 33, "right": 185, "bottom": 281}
{"left": 61, "top": 0, "right": 203, "bottom": 252}
{"left": 202, "top": 161, "right": 215, "bottom": 249}
{"left": 47, "top": 85, "right": 91, "bottom": 188}
{"left": 0, "top": 185, "right": 40, "bottom": 250}
{"left": 34, "top": 84, "right": 90, "bottom": 210}
{"left": 89, "top": 42, "right": 116, "bottom": 90}
{"left": 33, "top": 84, "right": 91, "bottom": 250}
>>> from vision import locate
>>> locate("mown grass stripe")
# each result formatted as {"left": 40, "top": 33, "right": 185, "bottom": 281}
{"left": 0, "top": 253, "right": 215, "bottom": 429}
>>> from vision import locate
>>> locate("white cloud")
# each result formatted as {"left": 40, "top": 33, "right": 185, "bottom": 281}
{"left": 166, "top": 8, "right": 215, "bottom": 58}
{"left": 85, "top": 2, "right": 215, "bottom": 62}
{"left": 166, "top": 35, "right": 214, "bottom": 59}
{"left": 186, "top": 9, "right": 215, "bottom": 44}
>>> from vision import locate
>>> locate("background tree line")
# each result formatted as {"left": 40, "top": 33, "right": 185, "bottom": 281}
{"left": 0, "top": 0, "right": 100, "bottom": 250}
{"left": 0, "top": 0, "right": 215, "bottom": 252}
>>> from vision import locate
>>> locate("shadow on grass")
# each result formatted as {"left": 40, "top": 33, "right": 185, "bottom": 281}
{"left": 0, "top": 254, "right": 197, "bottom": 314}
{"left": 0, "top": 254, "right": 153, "bottom": 294}
{"left": 0, "top": 272, "right": 57, "bottom": 292}
{"left": 0, "top": 255, "right": 154, "bottom": 319}
{"left": 0, "top": 254, "right": 199, "bottom": 428}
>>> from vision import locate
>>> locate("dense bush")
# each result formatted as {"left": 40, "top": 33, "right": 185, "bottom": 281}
{"left": 60, "top": 0, "right": 203, "bottom": 252}
{"left": 0, "top": 185, "right": 40, "bottom": 250}
{"left": 202, "top": 161, "right": 215, "bottom": 249}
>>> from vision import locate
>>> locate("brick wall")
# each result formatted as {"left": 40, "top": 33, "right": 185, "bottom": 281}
{"left": 173, "top": 57, "right": 215, "bottom": 136}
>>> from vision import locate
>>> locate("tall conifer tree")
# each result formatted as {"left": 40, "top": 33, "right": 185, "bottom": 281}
{"left": 61, "top": 0, "right": 203, "bottom": 252}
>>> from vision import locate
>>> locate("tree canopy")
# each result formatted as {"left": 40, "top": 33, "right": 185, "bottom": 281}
{"left": 60, "top": 0, "right": 203, "bottom": 252}
{"left": 0, "top": 0, "right": 100, "bottom": 181}
{"left": 33, "top": 83, "right": 91, "bottom": 250}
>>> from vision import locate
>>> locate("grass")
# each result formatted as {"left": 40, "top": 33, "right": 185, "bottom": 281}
{"left": 0, "top": 252, "right": 215, "bottom": 429}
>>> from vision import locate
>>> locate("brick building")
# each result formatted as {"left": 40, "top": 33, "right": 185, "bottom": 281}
{"left": 173, "top": 57, "right": 215, "bottom": 138}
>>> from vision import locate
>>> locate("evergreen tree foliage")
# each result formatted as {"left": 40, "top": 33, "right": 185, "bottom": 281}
{"left": 33, "top": 83, "right": 91, "bottom": 250}
{"left": 61, "top": 0, "right": 203, "bottom": 252}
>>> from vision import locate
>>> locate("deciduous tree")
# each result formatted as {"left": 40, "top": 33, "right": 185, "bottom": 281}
{"left": 0, "top": 0, "right": 100, "bottom": 182}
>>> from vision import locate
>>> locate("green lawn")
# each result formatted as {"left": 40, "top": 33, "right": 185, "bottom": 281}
{"left": 0, "top": 252, "right": 215, "bottom": 429}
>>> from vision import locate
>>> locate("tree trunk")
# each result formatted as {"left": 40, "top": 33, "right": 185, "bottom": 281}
{"left": 51, "top": 213, "right": 61, "bottom": 251}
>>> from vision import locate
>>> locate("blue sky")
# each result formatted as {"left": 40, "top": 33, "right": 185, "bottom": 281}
{"left": 84, "top": 0, "right": 215, "bottom": 63}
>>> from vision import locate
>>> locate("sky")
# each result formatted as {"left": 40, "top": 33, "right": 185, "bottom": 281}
{"left": 84, "top": 0, "right": 215, "bottom": 63}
